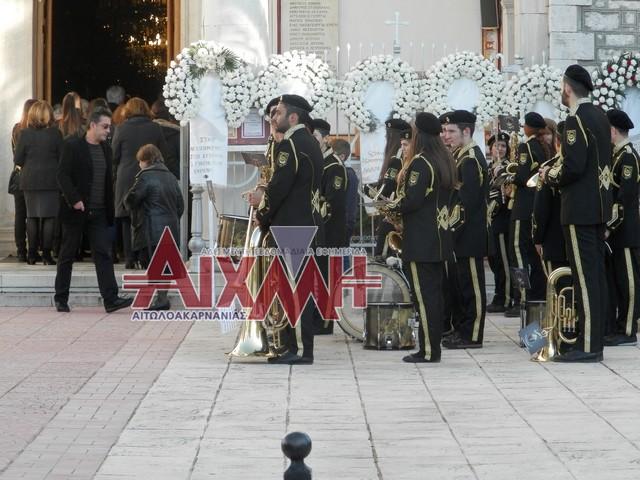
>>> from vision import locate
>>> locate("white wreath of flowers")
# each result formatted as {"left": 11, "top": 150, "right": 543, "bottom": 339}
{"left": 163, "top": 40, "right": 256, "bottom": 126}
{"left": 254, "top": 50, "right": 337, "bottom": 117}
{"left": 591, "top": 51, "right": 640, "bottom": 111}
{"left": 423, "top": 51, "right": 504, "bottom": 124}
{"left": 504, "top": 64, "right": 567, "bottom": 121}
{"left": 338, "top": 55, "right": 421, "bottom": 132}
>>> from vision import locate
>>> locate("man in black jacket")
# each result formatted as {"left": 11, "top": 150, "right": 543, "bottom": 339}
{"left": 442, "top": 110, "right": 489, "bottom": 349}
{"left": 256, "top": 95, "right": 324, "bottom": 365}
{"left": 541, "top": 65, "right": 613, "bottom": 362}
{"left": 54, "top": 107, "right": 132, "bottom": 313}
{"left": 603, "top": 109, "right": 640, "bottom": 347}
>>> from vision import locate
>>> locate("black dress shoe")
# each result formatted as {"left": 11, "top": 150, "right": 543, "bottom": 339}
{"left": 604, "top": 334, "right": 637, "bottom": 347}
{"left": 147, "top": 299, "right": 171, "bottom": 311}
{"left": 55, "top": 301, "right": 70, "bottom": 313}
{"left": 26, "top": 257, "right": 37, "bottom": 265}
{"left": 290, "top": 356, "right": 314, "bottom": 365}
{"left": 442, "top": 336, "right": 482, "bottom": 349}
{"left": 17, "top": 253, "right": 27, "bottom": 262}
{"left": 42, "top": 256, "right": 56, "bottom": 266}
{"left": 104, "top": 297, "right": 133, "bottom": 313}
{"left": 267, "top": 352, "right": 301, "bottom": 364}
{"left": 553, "top": 350, "right": 603, "bottom": 363}
{"left": 125, "top": 261, "right": 137, "bottom": 269}
{"left": 487, "top": 303, "right": 506, "bottom": 313}
{"left": 504, "top": 305, "right": 521, "bottom": 318}
{"left": 402, "top": 352, "right": 440, "bottom": 363}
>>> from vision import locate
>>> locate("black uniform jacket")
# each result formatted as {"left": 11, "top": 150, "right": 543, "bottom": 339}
{"left": 380, "top": 155, "right": 402, "bottom": 198}
{"left": 533, "top": 155, "right": 566, "bottom": 262}
{"left": 488, "top": 158, "right": 510, "bottom": 235}
{"left": 390, "top": 154, "right": 451, "bottom": 263}
{"left": 511, "top": 137, "right": 544, "bottom": 221}
{"left": 256, "top": 124, "right": 325, "bottom": 246}
{"left": 546, "top": 101, "right": 613, "bottom": 226}
{"left": 608, "top": 140, "right": 640, "bottom": 248}
{"left": 321, "top": 148, "right": 348, "bottom": 247}
{"left": 452, "top": 143, "right": 489, "bottom": 258}
{"left": 57, "top": 135, "right": 115, "bottom": 226}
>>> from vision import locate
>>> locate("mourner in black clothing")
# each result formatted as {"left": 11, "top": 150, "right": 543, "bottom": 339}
{"left": 54, "top": 107, "right": 133, "bottom": 314}
{"left": 486, "top": 132, "right": 512, "bottom": 313}
{"left": 541, "top": 64, "right": 613, "bottom": 362}
{"left": 255, "top": 94, "right": 324, "bottom": 365}
{"left": 603, "top": 109, "right": 640, "bottom": 347}
{"left": 387, "top": 112, "right": 455, "bottom": 363}
{"left": 372, "top": 119, "right": 411, "bottom": 258}
{"left": 506, "top": 112, "right": 548, "bottom": 316}
{"left": 441, "top": 110, "right": 489, "bottom": 349}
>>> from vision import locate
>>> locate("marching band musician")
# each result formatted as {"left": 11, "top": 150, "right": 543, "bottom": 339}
{"left": 254, "top": 94, "right": 325, "bottom": 365}
{"left": 372, "top": 119, "right": 412, "bottom": 259}
{"left": 442, "top": 110, "right": 489, "bottom": 349}
{"left": 505, "top": 112, "right": 548, "bottom": 317}
{"left": 604, "top": 109, "right": 640, "bottom": 347}
{"left": 310, "top": 118, "right": 348, "bottom": 335}
{"left": 532, "top": 121, "right": 568, "bottom": 274}
{"left": 486, "top": 132, "right": 512, "bottom": 313}
{"left": 386, "top": 112, "right": 455, "bottom": 363}
{"left": 540, "top": 64, "right": 612, "bottom": 362}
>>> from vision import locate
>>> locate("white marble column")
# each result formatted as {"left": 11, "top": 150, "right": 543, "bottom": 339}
{"left": 0, "top": 1, "right": 34, "bottom": 254}
{"left": 501, "top": 0, "right": 516, "bottom": 65}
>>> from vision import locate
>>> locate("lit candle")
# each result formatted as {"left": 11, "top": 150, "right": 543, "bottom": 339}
{"left": 542, "top": 51, "right": 546, "bottom": 65}
{"left": 336, "top": 46, "right": 340, "bottom": 75}
{"left": 409, "top": 41, "right": 414, "bottom": 65}
{"left": 382, "top": 42, "right": 385, "bottom": 55}
{"left": 347, "top": 43, "right": 351, "bottom": 69}
{"left": 421, "top": 42, "right": 425, "bottom": 71}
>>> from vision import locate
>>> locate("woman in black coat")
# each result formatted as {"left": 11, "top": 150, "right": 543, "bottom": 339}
{"left": 112, "top": 97, "right": 172, "bottom": 268}
{"left": 124, "top": 144, "right": 184, "bottom": 310}
{"left": 14, "top": 101, "right": 63, "bottom": 264}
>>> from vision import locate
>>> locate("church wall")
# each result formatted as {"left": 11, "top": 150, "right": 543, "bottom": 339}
{"left": 549, "top": 0, "right": 640, "bottom": 68}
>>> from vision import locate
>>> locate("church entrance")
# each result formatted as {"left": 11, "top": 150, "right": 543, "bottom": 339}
{"left": 34, "top": 0, "right": 180, "bottom": 105}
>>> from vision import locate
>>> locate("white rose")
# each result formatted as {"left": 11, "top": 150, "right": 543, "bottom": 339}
{"left": 606, "top": 98, "right": 614, "bottom": 106}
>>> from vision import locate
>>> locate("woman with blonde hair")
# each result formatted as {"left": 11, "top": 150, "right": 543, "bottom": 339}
{"left": 59, "top": 91, "right": 83, "bottom": 138}
{"left": 14, "top": 100, "right": 63, "bottom": 264}
{"left": 112, "top": 97, "right": 172, "bottom": 268}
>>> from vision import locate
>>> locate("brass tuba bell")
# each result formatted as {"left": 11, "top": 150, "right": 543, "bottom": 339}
{"left": 386, "top": 230, "right": 402, "bottom": 255}
{"left": 532, "top": 267, "right": 577, "bottom": 362}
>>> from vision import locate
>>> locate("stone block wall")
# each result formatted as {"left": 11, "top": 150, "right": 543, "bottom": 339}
{"left": 549, "top": 0, "right": 640, "bottom": 68}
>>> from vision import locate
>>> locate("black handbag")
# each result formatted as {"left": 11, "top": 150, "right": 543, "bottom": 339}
{"left": 7, "top": 167, "right": 20, "bottom": 195}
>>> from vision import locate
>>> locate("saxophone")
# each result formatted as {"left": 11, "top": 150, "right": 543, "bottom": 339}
{"left": 505, "top": 132, "right": 520, "bottom": 210}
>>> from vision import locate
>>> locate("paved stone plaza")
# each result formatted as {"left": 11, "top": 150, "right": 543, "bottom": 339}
{"left": 2, "top": 307, "right": 640, "bottom": 480}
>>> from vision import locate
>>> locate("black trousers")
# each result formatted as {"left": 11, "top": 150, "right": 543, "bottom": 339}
{"left": 563, "top": 225, "right": 607, "bottom": 353}
{"left": 54, "top": 209, "right": 119, "bottom": 304}
{"left": 606, "top": 247, "right": 639, "bottom": 337}
{"left": 454, "top": 256, "right": 487, "bottom": 343}
{"left": 374, "top": 219, "right": 395, "bottom": 257}
{"left": 488, "top": 230, "right": 512, "bottom": 308}
{"left": 509, "top": 219, "right": 545, "bottom": 304}
{"left": 443, "top": 261, "right": 458, "bottom": 332}
{"left": 13, "top": 192, "right": 26, "bottom": 256}
{"left": 404, "top": 261, "right": 443, "bottom": 360}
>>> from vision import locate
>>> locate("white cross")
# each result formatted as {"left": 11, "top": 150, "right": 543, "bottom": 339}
{"left": 384, "top": 11, "right": 409, "bottom": 57}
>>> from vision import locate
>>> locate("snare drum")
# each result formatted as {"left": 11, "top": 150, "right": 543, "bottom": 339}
{"left": 334, "top": 262, "right": 416, "bottom": 350}
{"left": 216, "top": 215, "right": 249, "bottom": 250}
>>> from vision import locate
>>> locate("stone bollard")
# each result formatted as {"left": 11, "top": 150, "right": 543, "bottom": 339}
{"left": 282, "top": 432, "right": 312, "bottom": 480}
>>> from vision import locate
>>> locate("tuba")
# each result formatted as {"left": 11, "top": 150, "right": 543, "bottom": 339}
{"left": 532, "top": 267, "right": 577, "bottom": 362}
{"left": 228, "top": 157, "right": 290, "bottom": 358}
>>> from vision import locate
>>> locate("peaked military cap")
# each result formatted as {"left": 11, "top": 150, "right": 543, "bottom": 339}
{"left": 488, "top": 132, "right": 510, "bottom": 146}
{"left": 265, "top": 97, "right": 279, "bottom": 116}
{"left": 311, "top": 118, "right": 331, "bottom": 134}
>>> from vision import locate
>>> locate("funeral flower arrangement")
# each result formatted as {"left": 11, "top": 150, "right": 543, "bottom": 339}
{"left": 504, "top": 64, "right": 567, "bottom": 121}
{"left": 591, "top": 51, "right": 640, "bottom": 111}
{"left": 423, "top": 51, "right": 503, "bottom": 124}
{"left": 163, "top": 41, "right": 256, "bottom": 126}
{"left": 339, "top": 55, "right": 421, "bottom": 132}
{"left": 254, "top": 50, "right": 337, "bottom": 117}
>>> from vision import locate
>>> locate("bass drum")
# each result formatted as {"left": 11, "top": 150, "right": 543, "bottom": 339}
{"left": 334, "top": 262, "right": 416, "bottom": 349}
